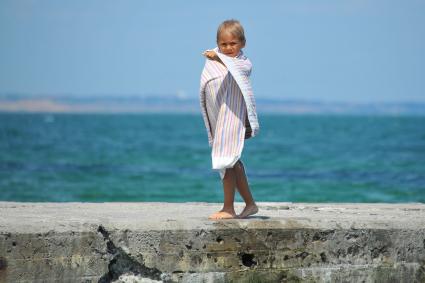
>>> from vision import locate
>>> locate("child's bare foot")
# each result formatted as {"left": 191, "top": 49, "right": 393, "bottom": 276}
{"left": 208, "top": 209, "right": 237, "bottom": 220}
{"left": 237, "top": 204, "right": 259, "bottom": 219}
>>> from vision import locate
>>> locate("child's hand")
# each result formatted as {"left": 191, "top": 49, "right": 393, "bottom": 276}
{"left": 202, "top": 50, "right": 225, "bottom": 66}
{"left": 202, "top": 50, "right": 218, "bottom": 60}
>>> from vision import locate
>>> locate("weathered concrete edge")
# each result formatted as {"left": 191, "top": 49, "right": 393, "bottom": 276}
{"left": 1, "top": 202, "right": 425, "bottom": 283}
{"left": 1, "top": 201, "right": 425, "bottom": 233}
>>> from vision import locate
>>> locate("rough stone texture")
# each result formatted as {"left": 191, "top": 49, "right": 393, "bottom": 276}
{"left": 0, "top": 201, "right": 424, "bottom": 283}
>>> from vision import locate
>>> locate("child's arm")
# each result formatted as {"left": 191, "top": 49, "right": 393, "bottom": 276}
{"left": 202, "top": 50, "right": 225, "bottom": 66}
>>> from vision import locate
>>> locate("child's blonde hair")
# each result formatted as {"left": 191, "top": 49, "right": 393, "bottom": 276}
{"left": 216, "top": 19, "right": 246, "bottom": 46}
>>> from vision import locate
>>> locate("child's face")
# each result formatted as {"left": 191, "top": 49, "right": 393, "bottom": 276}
{"left": 217, "top": 32, "right": 245, "bottom": 57}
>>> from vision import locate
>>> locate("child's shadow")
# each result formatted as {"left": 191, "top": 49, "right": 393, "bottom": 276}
{"left": 238, "top": 215, "right": 270, "bottom": 220}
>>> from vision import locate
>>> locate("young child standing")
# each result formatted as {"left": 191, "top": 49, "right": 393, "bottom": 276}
{"left": 199, "top": 19, "right": 260, "bottom": 220}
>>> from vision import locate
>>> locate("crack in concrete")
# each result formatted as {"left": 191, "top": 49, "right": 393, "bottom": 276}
{"left": 97, "top": 225, "right": 163, "bottom": 283}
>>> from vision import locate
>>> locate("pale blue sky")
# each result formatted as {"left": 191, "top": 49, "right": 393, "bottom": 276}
{"left": 0, "top": 0, "right": 424, "bottom": 102}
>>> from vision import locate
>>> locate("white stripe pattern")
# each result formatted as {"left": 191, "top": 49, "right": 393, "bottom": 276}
{"left": 199, "top": 47, "right": 259, "bottom": 179}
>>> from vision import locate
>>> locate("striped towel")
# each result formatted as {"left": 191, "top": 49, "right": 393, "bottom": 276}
{"left": 199, "top": 47, "right": 259, "bottom": 179}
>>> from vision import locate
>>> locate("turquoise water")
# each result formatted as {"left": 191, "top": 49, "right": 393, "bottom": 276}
{"left": 0, "top": 113, "right": 424, "bottom": 203}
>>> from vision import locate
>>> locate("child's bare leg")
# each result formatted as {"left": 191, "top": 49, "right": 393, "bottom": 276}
{"left": 234, "top": 160, "right": 258, "bottom": 218}
{"left": 208, "top": 168, "right": 237, "bottom": 220}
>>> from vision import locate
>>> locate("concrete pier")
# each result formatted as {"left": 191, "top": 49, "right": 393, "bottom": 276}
{"left": 0, "top": 201, "right": 424, "bottom": 282}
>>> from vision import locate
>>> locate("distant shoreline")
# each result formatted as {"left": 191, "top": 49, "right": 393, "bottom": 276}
{"left": 1, "top": 94, "right": 424, "bottom": 115}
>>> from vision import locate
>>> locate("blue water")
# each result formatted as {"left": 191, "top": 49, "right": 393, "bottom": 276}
{"left": 0, "top": 113, "right": 424, "bottom": 203}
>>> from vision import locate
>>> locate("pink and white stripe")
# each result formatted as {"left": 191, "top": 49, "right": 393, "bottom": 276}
{"left": 199, "top": 48, "right": 259, "bottom": 179}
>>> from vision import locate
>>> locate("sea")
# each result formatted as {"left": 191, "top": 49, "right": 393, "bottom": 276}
{"left": 0, "top": 113, "right": 424, "bottom": 203}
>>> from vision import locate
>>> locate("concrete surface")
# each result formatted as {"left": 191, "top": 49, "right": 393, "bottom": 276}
{"left": 0, "top": 201, "right": 424, "bottom": 282}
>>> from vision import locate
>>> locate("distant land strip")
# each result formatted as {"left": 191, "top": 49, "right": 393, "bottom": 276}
{"left": 0, "top": 93, "right": 424, "bottom": 115}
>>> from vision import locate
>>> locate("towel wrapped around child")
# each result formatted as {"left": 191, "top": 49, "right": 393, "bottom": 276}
{"left": 199, "top": 47, "right": 259, "bottom": 179}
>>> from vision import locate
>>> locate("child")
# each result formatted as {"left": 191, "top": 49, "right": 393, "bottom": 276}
{"left": 199, "top": 19, "right": 260, "bottom": 220}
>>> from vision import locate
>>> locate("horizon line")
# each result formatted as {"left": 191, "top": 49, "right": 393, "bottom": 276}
{"left": 1, "top": 92, "right": 425, "bottom": 105}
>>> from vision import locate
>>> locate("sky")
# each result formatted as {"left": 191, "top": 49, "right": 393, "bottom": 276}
{"left": 0, "top": 0, "right": 424, "bottom": 103}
